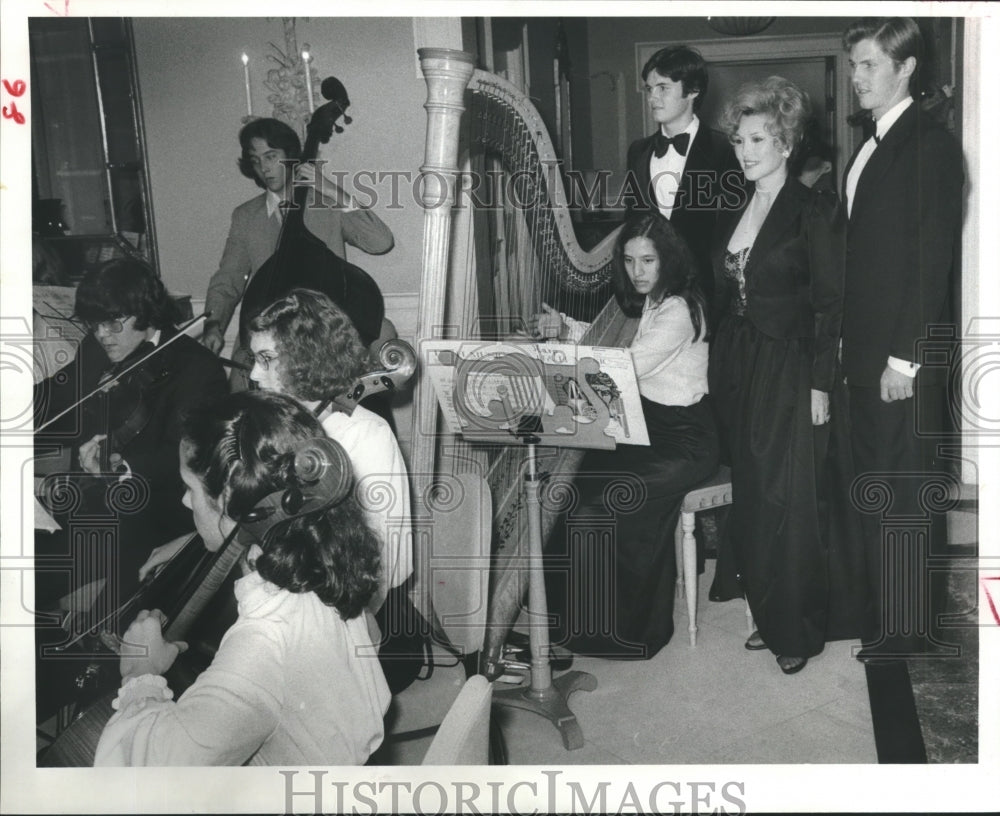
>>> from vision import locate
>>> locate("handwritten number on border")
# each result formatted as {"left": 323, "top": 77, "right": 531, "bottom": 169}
{"left": 2, "top": 78, "right": 26, "bottom": 125}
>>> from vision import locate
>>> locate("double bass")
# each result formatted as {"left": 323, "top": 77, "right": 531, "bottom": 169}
{"left": 238, "top": 77, "right": 385, "bottom": 349}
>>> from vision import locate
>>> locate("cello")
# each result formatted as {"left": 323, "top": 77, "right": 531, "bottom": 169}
{"left": 37, "top": 434, "right": 355, "bottom": 768}
{"left": 238, "top": 77, "right": 385, "bottom": 349}
{"left": 37, "top": 345, "right": 416, "bottom": 766}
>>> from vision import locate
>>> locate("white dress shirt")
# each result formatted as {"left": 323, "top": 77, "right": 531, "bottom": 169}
{"left": 649, "top": 116, "right": 701, "bottom": 221}
{"left": 561, "top": 296, "right": 709, "bottom": 406}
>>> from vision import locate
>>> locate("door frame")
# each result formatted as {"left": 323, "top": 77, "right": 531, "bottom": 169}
{"left": 636, "top": 34, "right": 852, "bottom": 167}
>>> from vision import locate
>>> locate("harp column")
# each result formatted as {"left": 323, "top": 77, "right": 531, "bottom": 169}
{"left": 412, "top": 49, "right": 475, "bottom": 623}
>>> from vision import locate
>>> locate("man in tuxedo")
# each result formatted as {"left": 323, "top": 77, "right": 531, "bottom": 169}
{"left": 625, "top": 45, "right": 742, "bottom": 305}
{"left": 841, "top": 17, "right": 964, "bottom": 658}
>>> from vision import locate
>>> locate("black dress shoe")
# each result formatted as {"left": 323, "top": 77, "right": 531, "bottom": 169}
{"left": 777, "top": 655, "right": 807, "bottom": 675}
{"left": 855, "top": 646, "right": 905, "bottom": 665}
{"left": 504, "top": 631, "right": 573, "bottom": 671}
{"left": 744, "top": 630, "right": 767, "bottom": 651}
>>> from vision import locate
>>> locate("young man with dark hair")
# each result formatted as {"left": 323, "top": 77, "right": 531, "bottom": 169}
{"left": 36, "top": 259, "right": 228, "bottom": 517}
{"left": 33, "top": 260, "right": 229, "bottom": 719}
{"left": 625, "top": 45, "right": 741, "bottom": 305}
{"left": 840, "top": 17, "right": 964, "bottom": 661}
{"left": 201, "top": 118, "right": 395, "bottom": 371}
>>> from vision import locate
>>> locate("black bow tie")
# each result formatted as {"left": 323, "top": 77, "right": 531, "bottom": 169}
{"left": 653, "top": 131, "right": 690, "bottom": 158}
{"left": 860, "top": 114, "right": 880, "bottom": 144}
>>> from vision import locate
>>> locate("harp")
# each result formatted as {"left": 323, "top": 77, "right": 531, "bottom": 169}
{"left": 411, "top": 49, "right": 638, "bottom": 675}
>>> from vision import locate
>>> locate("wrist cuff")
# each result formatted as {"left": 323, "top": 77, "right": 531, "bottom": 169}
{"left": 887, "top": 356, "right": 919, "bottom": 377}
{"left": 113, "top": 673, "right": 174, "bottom": 711}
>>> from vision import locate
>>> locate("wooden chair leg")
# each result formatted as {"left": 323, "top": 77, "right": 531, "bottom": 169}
{"left": 674, "top": 516, "right": 685, "bottom": 600}
{"left": 681, "top": 510, "right": 697, "bottom": 646}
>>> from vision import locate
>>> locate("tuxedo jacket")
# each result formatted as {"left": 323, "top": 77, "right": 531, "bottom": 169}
{"left": 841, "top": 103, "right": 964, "bottom": 388}
{"left": 712, "top": 177, "right": 844, "bottom": 392}
{"left": 204, "top": 192, "right": 394, "bottom": 336}
{"left": 626, "top": 124, "right": 744, "bottom": 301}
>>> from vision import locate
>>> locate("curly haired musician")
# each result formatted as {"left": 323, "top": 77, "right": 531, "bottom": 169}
{"left": 94, "top": 391, "right": 390, "bottom": 766}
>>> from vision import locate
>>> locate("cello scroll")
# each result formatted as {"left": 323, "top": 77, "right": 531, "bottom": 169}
{"left": 340, "top": 338, "right": 417, "bottom": 410}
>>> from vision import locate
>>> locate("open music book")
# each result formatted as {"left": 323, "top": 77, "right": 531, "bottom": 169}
{"left": 423, "top": 339, "right": 649, "bottom": 449}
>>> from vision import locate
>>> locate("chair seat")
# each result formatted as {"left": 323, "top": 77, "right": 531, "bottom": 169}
{"left": 680, "top": 465, "right": 732, "bottom": 512}
{"left": 674, "top": 465, "right": 751, "bottom": 647}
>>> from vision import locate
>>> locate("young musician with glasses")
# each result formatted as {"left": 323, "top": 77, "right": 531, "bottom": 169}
{"left": 34, "top": 258, "right": 228, "bottom": 606}
{"left": 140, "top": 288, "right": 420, "bottom": 690}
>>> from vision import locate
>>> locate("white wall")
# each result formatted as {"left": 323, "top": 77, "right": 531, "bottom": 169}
{"left": 132, "top": 17, "right": 432, "bottom": 303}
{"left": 132, "top": 16, "right": 463, "bottom": 450}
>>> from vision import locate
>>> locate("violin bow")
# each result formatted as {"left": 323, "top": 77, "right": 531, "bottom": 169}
{"left": 37, "top": 312, "right": 209, "bottom": 433}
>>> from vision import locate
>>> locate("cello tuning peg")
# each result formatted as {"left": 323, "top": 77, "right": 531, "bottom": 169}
{"left": 342, "top": 114, "right": 353, "bottom": 125}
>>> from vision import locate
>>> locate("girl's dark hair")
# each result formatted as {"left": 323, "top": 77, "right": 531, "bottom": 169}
{"left": 612, "top": 213, "right": 706, "bottom": 340}
{"left": 249, "top": 289, "right": 368, "bottom": 401}
{"left": 181, "top": 390, "right": 380, "bottom": 620}
{"left": 237, "top": 117, "right": 302, "bottom": 188}
{"left": 74, "top": 258, "right": 181, "bottom": 331}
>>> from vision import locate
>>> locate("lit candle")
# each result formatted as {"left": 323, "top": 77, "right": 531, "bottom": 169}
{"left": 241, "top": 52, "right": 252, "bottom": 116}
{"left": 302, "top": 46, "right": 314, "bottom": 113}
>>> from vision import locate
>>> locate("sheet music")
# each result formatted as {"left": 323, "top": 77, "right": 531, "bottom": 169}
{"left": 423, "top": 339, "right": 649, "bottom": 447}
{"left": 33, "top": 496, "right": 60, "bottom": 532}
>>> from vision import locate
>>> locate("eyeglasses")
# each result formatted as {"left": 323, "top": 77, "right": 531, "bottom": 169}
{"left": 252, "top": 351, "right": 279, "bottom": 371}
{"left": 84, "top": 315, "right": 134, "bottom": 334}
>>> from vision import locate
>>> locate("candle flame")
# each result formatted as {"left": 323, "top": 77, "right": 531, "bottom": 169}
{"left": 302, "top": 49, "right": 311, "bottom": 62}
{"left": 241, "top": 52, "right": 249, "bottom": 65}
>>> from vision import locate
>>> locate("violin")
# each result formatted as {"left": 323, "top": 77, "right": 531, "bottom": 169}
{"left": 88, "top": 354, "right": 170, "bottom": 473}
{"left": 239, "top": 77, "right": 386, "bottom": 349}
{"left": 38, "top": 314, "right": 207, "bottom": 435}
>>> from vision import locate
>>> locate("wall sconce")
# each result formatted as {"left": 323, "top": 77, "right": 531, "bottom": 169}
{"left": 238, "top": 18, "right": 318, "bottom": 136}
{"left": 263, "top": 19, "right": 319, "bottom": 137}
{"left": 706, "top": 17, "right": 776, "bottom": 37}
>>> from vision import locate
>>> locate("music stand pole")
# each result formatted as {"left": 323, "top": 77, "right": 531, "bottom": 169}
{"left": 492, "top": 434, "right": 597, "bottom": 751}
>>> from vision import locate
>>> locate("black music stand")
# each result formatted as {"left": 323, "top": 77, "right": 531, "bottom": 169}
{"left": 425, "top": 341, "right": 648, "bottom": 750}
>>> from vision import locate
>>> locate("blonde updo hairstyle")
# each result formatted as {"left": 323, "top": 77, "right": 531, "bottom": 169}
{"left": 721, "top": 76, "right": 812, "bottom": 164}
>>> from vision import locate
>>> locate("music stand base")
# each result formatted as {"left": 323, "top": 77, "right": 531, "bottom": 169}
{"left": 492, "top": 670, "right": 597, "bottom": 750}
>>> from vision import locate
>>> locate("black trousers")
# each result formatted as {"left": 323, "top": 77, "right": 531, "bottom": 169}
{"left": 848, "top": 383, "right": 954, "bottom": 654}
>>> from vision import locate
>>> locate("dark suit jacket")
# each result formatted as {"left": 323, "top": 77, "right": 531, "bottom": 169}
{"left": 626, "top": 123, "right": 744, "bottom": 302}
{"left": 841, "top": 102, "right": 964, "bottom": 388}
{"left": 712, "top": 177, "right": 844, "bottom": 392}
{"left": 35, "top": 328, "right": 229, "bottom": 542}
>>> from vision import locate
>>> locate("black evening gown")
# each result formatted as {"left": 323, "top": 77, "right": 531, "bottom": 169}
{"left": 544, "top": 395, "right": 718, "bottom": 659}
{"left": 709, "top": 248, "right": 865, "bottom": 658}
